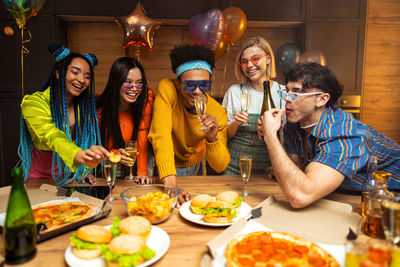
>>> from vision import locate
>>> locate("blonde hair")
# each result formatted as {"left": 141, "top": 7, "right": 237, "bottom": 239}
{"left": 234, "top": 36, "right": 276, "bottom": 83}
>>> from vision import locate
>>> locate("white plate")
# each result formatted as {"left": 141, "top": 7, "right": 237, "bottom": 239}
{"left": 179, "top": 200, "right": 252, "bottom": 227}
{"left": 65, "top": 225, "right": 170, "bottom": 267}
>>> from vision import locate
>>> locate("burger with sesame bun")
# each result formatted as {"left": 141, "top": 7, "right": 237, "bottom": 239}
{"left": 102, "top": 234, "right": 156, "bottom": 267}
{"left": 190, "top": 194, "right": 213, "bottom": 215}
{"left": 110, "top": 216, "right": 152, "bottom": 240}
{"left": 203, "top": 201, "right": 237, "bottom": 224}
{"left": 216, "top": 191, "right": 242, "bottom": 210}
{"left": 70, "top": 225, "right": 112, "bottom": 259}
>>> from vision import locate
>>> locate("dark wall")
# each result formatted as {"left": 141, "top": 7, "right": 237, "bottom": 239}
{"left": 0, "top": 0, "right": 365, "bottom": 186}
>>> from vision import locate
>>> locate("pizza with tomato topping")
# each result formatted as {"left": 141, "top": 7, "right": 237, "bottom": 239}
{"left": 225, "top": 231, "right": 339, "bottom": 267}
{"left": 32, "top": 202, "right": 98, "bottom": 232}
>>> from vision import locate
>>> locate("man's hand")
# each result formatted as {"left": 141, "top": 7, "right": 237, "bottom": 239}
{"left": 233, "top": 111, "right": 249, "bottom": 126}
{"left": 75, "top": 145, "right": 110, "bottom": 168}
{"left": 82, "top": 173, "right": 97, "bottom": 185}
{"left": 162, "top": 175, "right": 191, "bottom": 208}
{"left": 199, "top": 114, "right": 218, "bottom": 143}
{"left": 259, "top": 109, "right": 285, "bottom": 139}
{"left": 136, "top": 175, "right": 155, "bottom": 185}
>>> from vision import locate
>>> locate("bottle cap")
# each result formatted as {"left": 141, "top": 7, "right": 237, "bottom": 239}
{"left": 11, "top": 167, "right": 22, "bottom": 177}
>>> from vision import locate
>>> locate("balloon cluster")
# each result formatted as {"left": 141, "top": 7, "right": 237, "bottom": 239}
{"left": 276, "top": 43, "right": 327, "bottom": 74}
{"left": 2, "top": 0, "right": 46, "bottom": 28}
{"left": 189, "top": 7, "right": 247, "bottom": 60}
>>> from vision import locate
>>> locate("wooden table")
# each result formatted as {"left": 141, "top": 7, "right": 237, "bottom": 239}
{"left": 0, "top": 175, "right": 361, "bottom": 266}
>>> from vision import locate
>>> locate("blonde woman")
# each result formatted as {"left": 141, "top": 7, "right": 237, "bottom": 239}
{"left": 222, "top": 36, "right": 284, "bottom": 174}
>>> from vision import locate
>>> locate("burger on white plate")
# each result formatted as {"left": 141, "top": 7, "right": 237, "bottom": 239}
{"left": 203, "top": 201, "right": 237, "bottom": 224}
{"left": 216, "top": 191, "right": 242, "bottom": 210}
{"left": 110, "top": 216, "right": 151, "bottom": 240}
{"left": 190, "top": 194, "right": 213, "bottom": 215}
{"left": 102, "top": 234, "right": 156, "bottom": 267}
{"left": 70, "top": 225, "right": 112, "bottom": 259}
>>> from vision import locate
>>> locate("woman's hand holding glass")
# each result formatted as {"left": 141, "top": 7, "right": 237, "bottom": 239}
{"left": 233, "top": 111, "right": 250, "bottom": 126}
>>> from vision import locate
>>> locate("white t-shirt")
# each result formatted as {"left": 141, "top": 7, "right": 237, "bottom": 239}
{"left": 222, "top": 81, "right": 285, "bottom": 125}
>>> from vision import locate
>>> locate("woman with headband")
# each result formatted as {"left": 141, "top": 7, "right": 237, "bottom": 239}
{"left": 18, "top": 43, "right": 109, "bottom": 186}
{"left": 222, "top": 36, "right": 285, "bottom": 175}
{"left": 148, "top": 44, "right": 230, "bottom": 207}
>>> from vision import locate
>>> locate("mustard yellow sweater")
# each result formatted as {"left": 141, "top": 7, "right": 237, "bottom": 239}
{"left": 148, "top": 78, "right": 230, "bottom": 178}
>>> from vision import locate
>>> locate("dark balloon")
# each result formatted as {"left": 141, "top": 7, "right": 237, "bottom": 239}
{"left": 115, "top": 2, "right": 161, "bottom": 50}
{"left": 189, "top": 9, "right": 224, "bottom": 51}
{"left": 276, "top": 43, "right": 301, "bottom": 74}
{"left": 2, "top": 0, "right": 46, "bottom": 28}
{"left": 299, "top": 49, "right": 327, "bottom": 66}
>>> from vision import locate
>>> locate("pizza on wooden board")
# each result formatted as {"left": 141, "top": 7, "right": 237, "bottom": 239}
{"left": 225, "top": 231, "right": 339, "bottom": 267}
{"left": 32, "top": 202, "right": 98, "bottom": 232}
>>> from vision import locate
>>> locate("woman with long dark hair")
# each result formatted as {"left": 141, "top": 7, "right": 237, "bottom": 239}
{"left": 18, "top": 43, "right": 109, "bottom": 186}
{"left": 97, "top": 57, "right": 154, "bottom": 184}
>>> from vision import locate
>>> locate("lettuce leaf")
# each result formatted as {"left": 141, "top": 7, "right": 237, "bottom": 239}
{"left": 110, "top": 216, "right": 123, "bottom": 238}
{"left": 70, "top": 233, "right": 104, "bottom": 250}
{"left": 102, "top": 246, "right": 156, "bottom": 267}
{"left": 231, "top": 196, "right": 243, "bottom": 207}
{"left": 202, "top": 207, "right": 232, "bottom": 215}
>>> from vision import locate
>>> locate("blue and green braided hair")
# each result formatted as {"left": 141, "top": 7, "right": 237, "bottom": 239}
{"left": 18, "top": 43, "right": 102, "bottom": 186}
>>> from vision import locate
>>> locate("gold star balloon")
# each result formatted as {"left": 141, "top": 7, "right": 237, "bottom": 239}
{"left": 115, "top": 2, "right": 161, "bottom": 50}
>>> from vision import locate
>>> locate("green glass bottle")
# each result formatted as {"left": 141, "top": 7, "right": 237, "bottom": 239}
{"left": 260, "top": 80, "right": 275, "bottom": 115}
{"left": 4, "top": 167, "right": 36, "bottom": 264}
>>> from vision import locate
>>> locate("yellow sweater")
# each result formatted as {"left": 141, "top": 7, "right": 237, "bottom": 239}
{"left": 148, "top": 78, "right": 230, "bottom": 178}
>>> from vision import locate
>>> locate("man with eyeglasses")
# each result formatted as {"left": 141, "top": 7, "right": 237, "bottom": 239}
{"left": 258, "top": 63, "right": 400, "bottom": 208}
{"left": 148, "top": 44, "right": 230, "bottom": 207}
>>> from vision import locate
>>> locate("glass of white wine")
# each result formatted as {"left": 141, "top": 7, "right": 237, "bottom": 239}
{"left": 104, "top": 158, "right": 118, "bottom": 203}
{"left": 240, "top": 87, "right": 251, "bottom": 126}
{"left": 124, "top": 140, "right": 138, "bottom": 182}
{"left": 194, "top": 94, "right": 208, "bottom": 131}
{"left": 381, "top": 192, "right": 400, "bottom": 246}
{"left": 240, "top": 154, "right": 252, "bottom": 197}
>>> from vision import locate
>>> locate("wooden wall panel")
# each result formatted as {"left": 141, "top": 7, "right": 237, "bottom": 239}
{"left": 362, "top": 0, "right": 400, "bottom": 142}
{"left": 309, "top": 0, "right": 362, "bottom": 19}
{"left": 67, "top": 22, "right": 297, "bottom": 98}
{"left": 306, "top": 23, "right": 362, "bottom": 94}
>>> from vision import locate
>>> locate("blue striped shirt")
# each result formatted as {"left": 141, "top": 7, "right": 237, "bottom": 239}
{"left": 284, "top": 107, "right": 400, "bottom": 191}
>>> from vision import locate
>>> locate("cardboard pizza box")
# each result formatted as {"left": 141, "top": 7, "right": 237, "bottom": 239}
{"left": 0, "top": 184, "right": 112, "bottom": 242}
{"left": 206, "top": 195, "right": 361, "bottom": 259}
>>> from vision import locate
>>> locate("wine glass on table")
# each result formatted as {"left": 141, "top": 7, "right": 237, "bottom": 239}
{"left": 240, "top": 154, "right": 252, "bottom": 197}
{"left": 194, "top": 94, "right": 208, "bottom": 131}
{"left": 381, "top": 192, "right": 400, "bottom": 246}
{"left": 240, "top": 87, "right": 251, "bottom": 126}
{"left": 124, "top": 140, "right": 138, "bottom": 182}
{"left": 104, "top": 150, "right": 121, "bottom": 203}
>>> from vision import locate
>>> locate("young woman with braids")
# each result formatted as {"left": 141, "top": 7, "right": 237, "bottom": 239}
{"left": 97, "top": 57, "right": 154, "bottom": 184}
{"left": 18, "top": 43, "right": 109, "bottom": 186}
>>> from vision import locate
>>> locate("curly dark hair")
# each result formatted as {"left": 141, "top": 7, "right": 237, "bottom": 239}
{"left": 284, "top": 63, "right": 344, "bottom": 107}
{"left": 169, "top": 44, "right": 215, "bottom": 76}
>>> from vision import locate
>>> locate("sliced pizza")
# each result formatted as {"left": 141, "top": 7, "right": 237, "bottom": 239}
{"left": 32, "top": 202, "right": 98, "bottom": 232}
{"left": 225, "top": 231, "right": 339, "bottom": 267}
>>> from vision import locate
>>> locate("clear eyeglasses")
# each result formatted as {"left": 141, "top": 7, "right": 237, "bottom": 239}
{"left": 278, "top": 89, "right": 322, "bottom": 102}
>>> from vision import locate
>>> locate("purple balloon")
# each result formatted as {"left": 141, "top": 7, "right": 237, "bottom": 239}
{"left": 189, "top": 9, "right": 224, "bottom": 50}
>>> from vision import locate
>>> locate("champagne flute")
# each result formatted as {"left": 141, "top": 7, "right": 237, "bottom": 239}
{"left": 240, "top": 87, "right": 251, "bottom": 126}
{"left": 124, "top": 140, "right": 138, "bottom": 182}
{"left": 104, "top": 158, "right": 118, "bottom": 203}
{"left": 381, "top": 192, "right": 400, "bottom": 246}
{"left": 240, "top": 154, "right": 252, "bottom": 197}
{"left": 194, "top": 94, "right": 208, "bottom": 131}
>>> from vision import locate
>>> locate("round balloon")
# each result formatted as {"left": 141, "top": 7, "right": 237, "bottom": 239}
{"left": 189, "top": 9, "right": 224, "bottom": 51}
{"left": 222, "top": 7, "right": 247, "bottom": 44}
{"left": 214, "top": 39, "right": 228, "bottom": 60}
{"left": 115, "top": 2, "right": 161, "bottom": 50}
{"left": 299, "top": 49, "right": 327, "bottom": 66}
{"left": 2, "top": 0, "right": 46, "bottom": 28}
{"left": 276, "top": 43, "right": 301, "bottom": 74}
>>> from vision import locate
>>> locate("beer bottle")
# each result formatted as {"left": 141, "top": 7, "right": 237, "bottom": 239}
{"left": 260, "top": 79, "right": 275, "bottom": 115}
{"left": 4, "top": 167, "right": 37, "bottom": 264}
{"left": 361, "top": 170, "right": 393, "bottom": 239}
{"left": 361, "top": 155, "right": 377, "bottom": 216}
